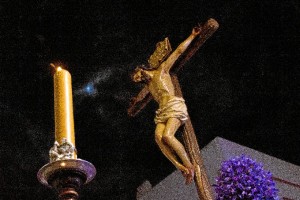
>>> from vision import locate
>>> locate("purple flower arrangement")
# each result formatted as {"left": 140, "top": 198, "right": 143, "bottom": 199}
{"left": 213, "top": 155, "right": 279, "bottom": 200}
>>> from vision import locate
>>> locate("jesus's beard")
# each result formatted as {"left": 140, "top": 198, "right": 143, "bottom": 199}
{"left": 141, "top": 70, "right": 152, "bottom": 83}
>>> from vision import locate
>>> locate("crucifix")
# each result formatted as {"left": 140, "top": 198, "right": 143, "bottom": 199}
{"left": 128, "top": 19, "right": 219, "bottom": 200}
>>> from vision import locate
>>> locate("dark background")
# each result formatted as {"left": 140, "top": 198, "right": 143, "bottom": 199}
{"left": 0, "top": 0, "right": 299, "bottom": 199}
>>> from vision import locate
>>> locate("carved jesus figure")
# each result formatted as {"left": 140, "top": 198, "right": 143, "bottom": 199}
{"left": 132, "top": 26, "right": 201, "bottom": 184}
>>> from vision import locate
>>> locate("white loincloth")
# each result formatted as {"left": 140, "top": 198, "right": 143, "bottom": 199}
{"left": 154, "top": 96, "right": 188, "bottom": 124}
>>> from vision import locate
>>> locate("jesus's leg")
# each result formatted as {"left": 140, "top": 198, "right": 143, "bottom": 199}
{"left": 155, "top": 123, "right": 186, "bottom": 172}
{"left": 162, "top": 118, "right": 194, "bottom": 183}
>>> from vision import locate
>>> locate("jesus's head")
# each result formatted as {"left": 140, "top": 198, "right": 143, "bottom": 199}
{"left": 131, "top": 65, "right": 152, "bottom": 83}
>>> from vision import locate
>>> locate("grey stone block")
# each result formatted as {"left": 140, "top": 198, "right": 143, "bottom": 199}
{"left": 137, "top": 137, "right": 300, "bottom": 200}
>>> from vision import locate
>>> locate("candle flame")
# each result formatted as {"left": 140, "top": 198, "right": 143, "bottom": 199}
{"left": 50, "top": 63, "right": 63, "bottom": 72}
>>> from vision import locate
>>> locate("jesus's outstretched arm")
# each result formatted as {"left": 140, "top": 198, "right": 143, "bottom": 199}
{"left": 162, "top": 26, "right": 201, "bottom": 72}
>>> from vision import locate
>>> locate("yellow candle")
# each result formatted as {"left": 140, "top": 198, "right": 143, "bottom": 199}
{"left": 53, "top": 65, "right": 77, "bottom": 158}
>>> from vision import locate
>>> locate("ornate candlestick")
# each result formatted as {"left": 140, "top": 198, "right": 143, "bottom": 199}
{"left": 38, "top": 64, "right": 96, "bottom": 200}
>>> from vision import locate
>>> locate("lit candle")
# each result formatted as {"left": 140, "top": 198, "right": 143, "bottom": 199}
{"left": 53, "top": 64, "right": 77, "bottom": 159}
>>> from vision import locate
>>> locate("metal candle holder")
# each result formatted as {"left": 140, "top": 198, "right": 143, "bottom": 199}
{"left": 38, "top": 159, "right": 96, "bottom": 200}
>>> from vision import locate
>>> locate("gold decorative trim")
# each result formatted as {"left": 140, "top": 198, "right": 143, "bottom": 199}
{"left": 148, "top": 37, "right": 172, "bottom": 69}
{"left": 49, "top": 138, "right": 77, "bottom": 162}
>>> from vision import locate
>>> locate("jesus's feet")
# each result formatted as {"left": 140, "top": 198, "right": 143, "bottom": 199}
{"left": 181, "top": 167, "right": 195, "bottom": 184}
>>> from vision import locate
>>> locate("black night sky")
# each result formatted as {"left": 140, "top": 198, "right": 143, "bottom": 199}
{"left": 0, "top": 0, "right": 299, "bottom": 199}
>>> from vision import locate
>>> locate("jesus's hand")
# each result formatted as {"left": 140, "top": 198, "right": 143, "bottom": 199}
{"left": 192, "top": 26, "right": 201, "bottom": 36}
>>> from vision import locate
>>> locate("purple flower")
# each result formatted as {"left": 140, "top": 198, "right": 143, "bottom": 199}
{"left": 213, "top": 155, "right": 279, "bottom": 199}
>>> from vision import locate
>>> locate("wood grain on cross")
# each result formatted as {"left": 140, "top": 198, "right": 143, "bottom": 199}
{"left": 128, "top": 19, "right": 219, "bottom": 200}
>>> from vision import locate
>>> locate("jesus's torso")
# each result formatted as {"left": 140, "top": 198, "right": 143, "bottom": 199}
{"left": 146, "top": 67, "right": 175, "bottom": 107}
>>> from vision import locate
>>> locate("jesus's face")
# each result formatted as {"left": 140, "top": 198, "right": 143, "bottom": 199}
{"left": 132, "top": 68, "right": 143, "bottom": 82}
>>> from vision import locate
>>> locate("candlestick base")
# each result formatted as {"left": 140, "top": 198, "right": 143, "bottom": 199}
{"left": 37, "top": 159, "right": 96, "bottom": 200}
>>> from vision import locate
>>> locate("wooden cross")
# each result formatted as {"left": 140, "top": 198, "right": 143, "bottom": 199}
{"left": 128, "top": 19, "right": 219, "bottom": 200}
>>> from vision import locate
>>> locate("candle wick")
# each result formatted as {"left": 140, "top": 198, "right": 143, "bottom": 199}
{"left": 50, "top": 63, "right": 56, "bottom": 69}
